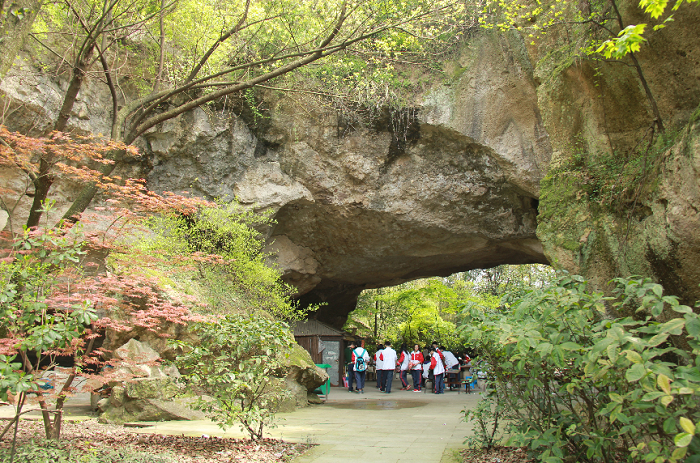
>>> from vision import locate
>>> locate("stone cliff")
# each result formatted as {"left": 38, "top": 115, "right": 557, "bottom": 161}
{"left": 2, "top": 8, "right": 699, "bottom": 324}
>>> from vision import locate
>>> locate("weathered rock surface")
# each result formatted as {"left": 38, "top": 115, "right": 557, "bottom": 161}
{"left": 2, "top": 13, "right": 700, "bottom": 322}
{"left": 538, "top": 116, "right": 700, "bottom": 308}
{"left": 97, "top": 339, "right": 205, "bottom": 424}
{"left": 1, "top": 30, "right": 549, "bottom": 327}
{"left": 285, "top": 343, "right": 329, "bottom": 392}
{"left": 531, "top": 4, "right": 700, "bottom": 306}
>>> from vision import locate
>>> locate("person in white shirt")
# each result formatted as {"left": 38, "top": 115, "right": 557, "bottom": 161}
{"left": 374, "top": 344, "right": 384, "bottom": 390}
{"left": 379, "top": 341, "right": 398, "bottom": 393}
{"left": 441, "top": 346, "right": 460, "bottom": 391}
{"left": 441, "top": 347, "right": 460, "bottom": 370}
{"left": 397, "top": 344, "right": 410, "bottom": 390}
{"left": 430, "top": 347, "right": 446, "bottom": 394}
{"left": 409, "top": 344, "right": 424, "bottom": 392}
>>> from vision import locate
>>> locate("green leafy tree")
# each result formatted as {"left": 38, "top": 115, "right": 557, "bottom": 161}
{"left": 346, "top": 278, "right": 499, "bottom": 348}
{"left": 126, "top": 201, "right": 304, "bottom": 320}
{"left": 460, "top": 274, "right": 700, "bottom": 463}
{"left": 172, "top": 315, "right": 294, "bottom": 440}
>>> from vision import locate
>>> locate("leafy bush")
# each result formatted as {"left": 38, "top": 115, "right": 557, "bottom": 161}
{"left": 462, "top": 391, "right": 505, "bottom": 450}
{"left": 172, "top": 315, "right": 294, "bottom": 440}
{"left": 460, "top": 275, "right": 700, "bottom": 463}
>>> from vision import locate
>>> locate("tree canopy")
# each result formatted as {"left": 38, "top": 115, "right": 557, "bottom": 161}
{"left": 343, "top": 264, "right": 554, "bottom": 350}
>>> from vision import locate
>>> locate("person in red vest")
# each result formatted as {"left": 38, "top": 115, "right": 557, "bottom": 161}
{"left": 408, "top": 344, "right": 424, "bottom": 392}
{"left": 374, "top": 343, "right": 385, "bottom": 391}
{"left": 430, "top": 346, "right": 446, "bottom": 394}
{"left": 432, "top": 341, "right": 445, "bottom": 363}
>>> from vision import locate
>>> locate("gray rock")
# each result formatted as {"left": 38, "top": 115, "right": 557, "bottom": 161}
{"left": 109, "top": 386, "right": 126, "bottom": 407}
{"left": 96, "top": 398, "right": 110, "bottom": 412}
{"left": 284, "top": 343, "right": 328, "bottom": 391}
{"left": 114, "top": 339, "right": 161, "bottom": 364}
{"left": 125, "top": 377, "right": 178, "bottom": 400}
{"left": 103, "top": 398, "right": 205, "bottom": 424}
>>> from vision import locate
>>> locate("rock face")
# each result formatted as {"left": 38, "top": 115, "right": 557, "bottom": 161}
{"left": 531, "top": 4, "right": 700, "bottom": 307}
{"left": 2, "top": 12, "right": 699, "bottom": 322}
{"left": 142, "top": 31, "right": 552, "bottom": 326}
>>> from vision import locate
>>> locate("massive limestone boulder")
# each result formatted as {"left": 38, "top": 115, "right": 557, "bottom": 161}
{"left": 0, "top": 30, "right": 550, "bottom": 327}
{"left": 141, "top": 31, "right": 551, "bottom": 326}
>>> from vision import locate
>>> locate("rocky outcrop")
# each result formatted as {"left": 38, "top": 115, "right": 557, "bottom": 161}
{"left": 537, "top": 114, "right": 700, "bottom": 308}
{"left": 97, "top": 338, "right": 328, "bottom": 423}
{"left": 0, "top": 30, "right": 550, "bottom": 327}
{"left": 531, "top": 4, "right": 700, "bottom": 306}
{"left": 140, "top": 32, "right": 551, "bottom": 326}
{"left": 2, "top": 7, "right": 699, "bottom": 323}
{"left": 97, "top": 340, "right": 206, "bottom": 424}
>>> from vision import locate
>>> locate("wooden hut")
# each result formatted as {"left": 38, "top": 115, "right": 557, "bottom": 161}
{"left": 293, "top": 320, "right": 357, "bottom": 387}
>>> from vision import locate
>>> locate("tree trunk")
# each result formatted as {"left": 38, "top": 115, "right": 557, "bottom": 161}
{"left": 28, "top": 46, "right": 95, "bottom": 228}
{"left": 25, "top": 158, "right": 53, "bottom": 228}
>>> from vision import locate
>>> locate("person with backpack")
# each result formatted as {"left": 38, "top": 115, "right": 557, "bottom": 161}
{"left": 352, "top": 344, "right": 370, "bottom": 394}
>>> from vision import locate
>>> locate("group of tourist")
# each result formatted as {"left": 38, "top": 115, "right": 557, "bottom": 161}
{"left": 346, "top": 341, "right": 467, "bottom": 394}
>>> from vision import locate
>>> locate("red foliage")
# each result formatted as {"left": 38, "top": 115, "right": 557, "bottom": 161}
{"left": 0, "top": 126, "right": 218, "bottom": 436}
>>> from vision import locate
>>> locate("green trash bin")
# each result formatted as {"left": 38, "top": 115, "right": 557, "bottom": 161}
{"left": 314, "top": 363, "right": 332, "bottom": 402}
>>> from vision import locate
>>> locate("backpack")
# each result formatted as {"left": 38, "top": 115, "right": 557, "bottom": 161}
{"left": 354, "top": 348, "right": 367, "bottom": 372}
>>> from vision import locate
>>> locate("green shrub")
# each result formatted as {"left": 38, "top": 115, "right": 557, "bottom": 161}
{"left": 460, "top": 275, "right": 700, "bottom": 463}
{"left": 172, "top": 315, "right": 294, "bottom": 440}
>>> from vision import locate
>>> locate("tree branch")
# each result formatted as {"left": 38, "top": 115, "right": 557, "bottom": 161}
{"left": 186, "top": 0, "right": 251, "bottom": 83}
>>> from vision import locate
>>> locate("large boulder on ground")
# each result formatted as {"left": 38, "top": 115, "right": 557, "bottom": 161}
{"left": 125, "top": 377, "right": 179, "bottom": 400}
{"left": 100, "top": 397, "right": 206, "bottom": 424}
{"left": 99, "top": 340, "right": 203, "bottom": 424}
{"left": 284, "top": 343, "right": 328, "bottom": 392}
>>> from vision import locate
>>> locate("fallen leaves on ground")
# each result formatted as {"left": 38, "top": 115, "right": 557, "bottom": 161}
{"left": 461, "top": 446, "right": 535, "bottom": 463}
{"left": 0, "top": 419, "right": 312, "bottom": 462}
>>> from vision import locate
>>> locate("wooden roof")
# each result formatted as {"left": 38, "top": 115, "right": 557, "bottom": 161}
{"left": 293, "top": 319, "right": 344, "bottom": 337}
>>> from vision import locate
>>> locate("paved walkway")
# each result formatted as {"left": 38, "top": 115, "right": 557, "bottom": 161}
{"left": 1, "top": 386, "right": 483, "bottom": 462}
{"left": 135, "top": 386, "right": 482, "bottom": 463}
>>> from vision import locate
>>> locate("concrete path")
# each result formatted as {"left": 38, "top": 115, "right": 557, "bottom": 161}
{"left": 1, "top": 386, "right": 483, "bottom": 462}
{"left": 134, "top": 386, "right": 482, "bottom": 463}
